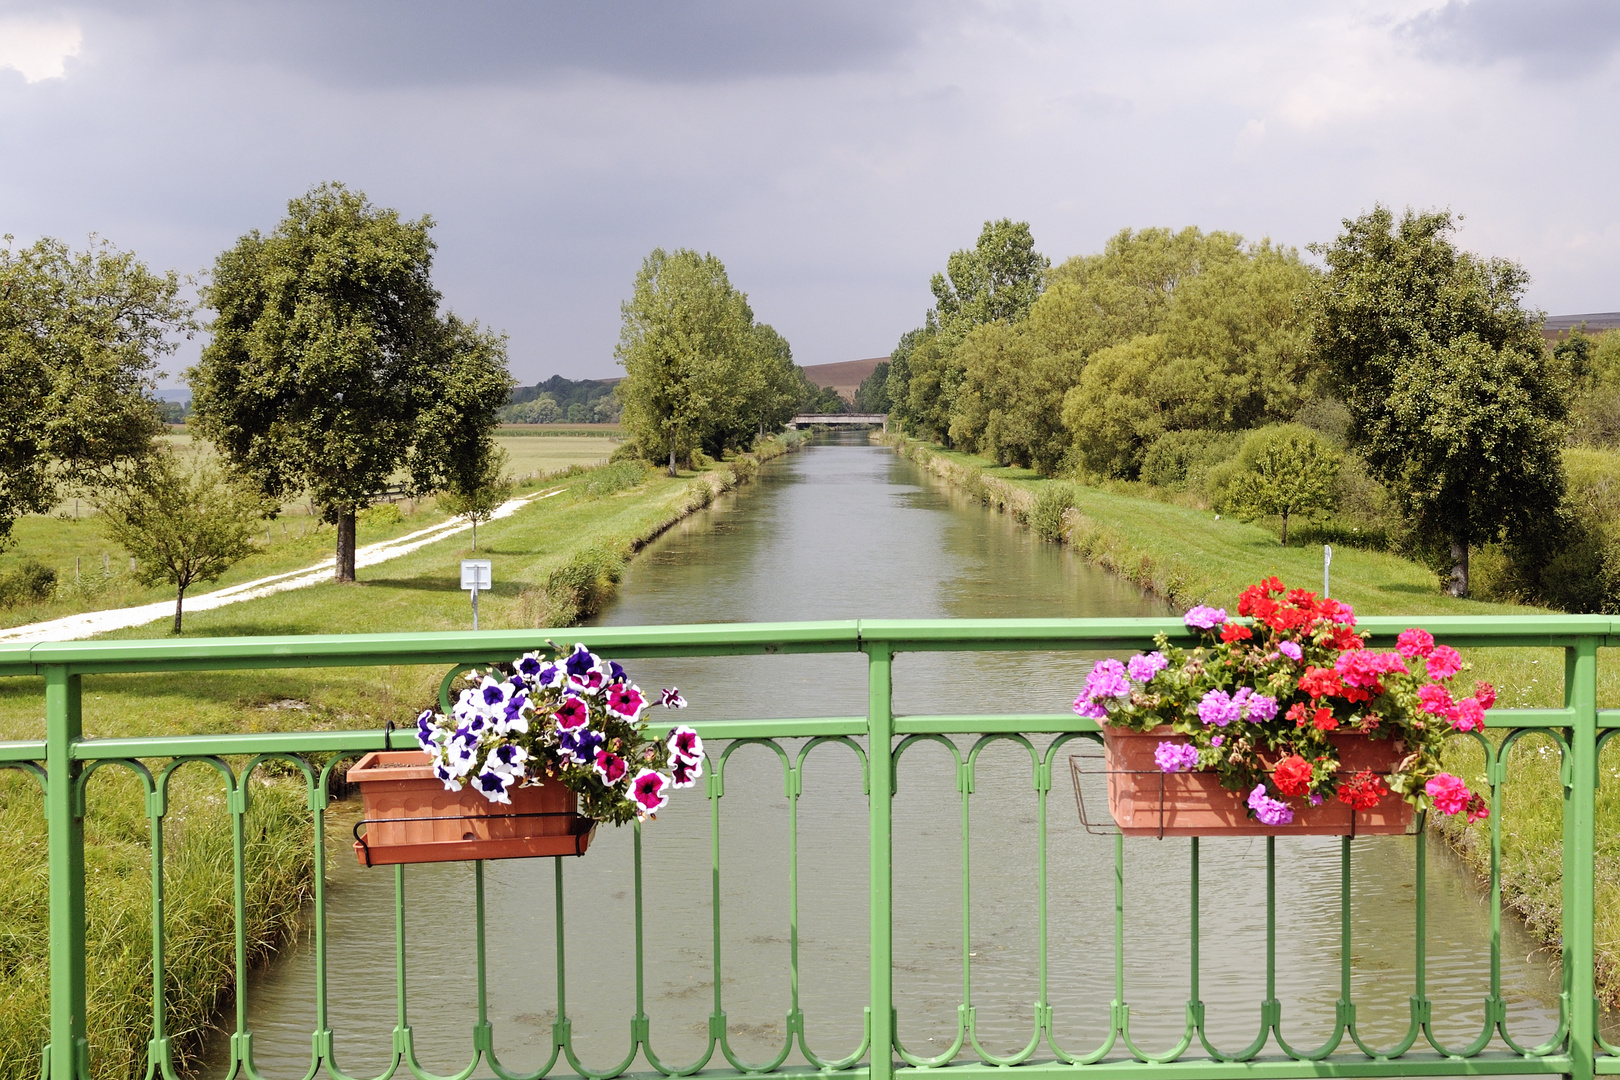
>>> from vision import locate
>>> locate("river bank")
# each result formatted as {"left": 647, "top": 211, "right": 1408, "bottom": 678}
{"left": 876, "top": 430, "right": 1620, "bottom": 1005}
{"left": 0, "top": 435, "right": 802, "bottom": 1080}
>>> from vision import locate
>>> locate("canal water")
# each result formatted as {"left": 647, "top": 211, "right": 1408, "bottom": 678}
{"left": 219, "top": 434, "right": 1572, "bottom": 1077}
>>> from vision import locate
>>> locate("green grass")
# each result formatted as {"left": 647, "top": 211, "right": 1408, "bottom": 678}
{"left": 880, "top": 432, "right": 1620, "bottom": 1001}
{"left": 0, "top": 436, "right": 797, "bottom": 1080}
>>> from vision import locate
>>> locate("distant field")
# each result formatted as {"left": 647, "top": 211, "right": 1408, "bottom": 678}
{"left": 495, "top": 423, "right": 622, "bottom": 436}
{"left": 498, "top": 433, "right": 620, "bottom": 476}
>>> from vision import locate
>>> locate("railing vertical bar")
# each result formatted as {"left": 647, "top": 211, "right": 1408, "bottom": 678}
{"left": 634, "top": 822, "right": 648, "bottom": 1042}
{"left": 45, "top": 666, "right": 86, "bottom": 1080}
{"left": 867, "top": 642, "right": 894, "bottom": 1080}
{"left": 786, "top": 762, "right": 801, "bottom": 1041}
{"left": 1190, "top": 838, "right": 1201, "bottom": 1024}
{"left": 1036, "top": 741, "right": 1049, "bottom": 1046}
{"left": 475, "top": 861, "right": 490, "bottom": 1040}
{"left": 231, "top": 773, "right": 249, "bottom": 1044}
{"left": 148, "top": 782, "right": 166, "bottom": 1057}
{"left": 961, "top": 744, "right": 972, "bottom": 1030}
{"left": 710, "top": 754, "right": 725, "bottom": 1040}
{"left": 1113, "top": 832, "right": 1125, "bottom": 1018}
{"left": 312, "top": 777, "right": 329, "bottom": 1044}
{"left": 1567, "top": 639, "right": 1600, "bottom": 1080}
{"left": 394, "top": 865, "right": 409, "bottom": 1036}
{"left": 553, "top": 857, "right": 568, "bottom": 1039}
{"left": 1340, "top": 837, "right": 1352, "bottom": 1016}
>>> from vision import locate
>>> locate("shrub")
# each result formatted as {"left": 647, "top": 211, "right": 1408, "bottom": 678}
{"left": 359, "top": 503, "right": 403, "bottom": 528}
{"left": 1140, "top": 430, "right": 1243, "bottom": 492}
{"left": 584, "top": 461, "right": 648, "bottom": 499}
{"left": 0, "top": 560, "right": 56, "bottom": 607}
{"left": 1030, "top": 483, "right": 1078, "bottom": 542}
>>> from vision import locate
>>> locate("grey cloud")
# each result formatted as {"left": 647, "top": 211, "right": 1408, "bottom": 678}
{"left": 61, "top": 0, "right": 949, "bottom": 87}
{"left": 1403, "top": 0, "right": 1620, "bottom": 78}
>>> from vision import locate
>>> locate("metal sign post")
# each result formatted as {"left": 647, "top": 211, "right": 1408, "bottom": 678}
{"left": 1324, "top": 544, "right": 1333, "bottom": 598}
{"left": 460, "top": 559, "right": 492, "bottom": 630}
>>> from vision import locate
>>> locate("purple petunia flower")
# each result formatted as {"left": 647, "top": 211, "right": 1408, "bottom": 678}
{"left": 474, "top": 768, "right": 515, "bottom": 805}
{"left": 558, "top": 727, "right": 604, "bottom": 765}
{"left": 1127, "top": 651, "right": 1169, "bottom": 682}
{"left": 516, "top": 653, "right": 544, "bottom": 678}
{"left": 1154, "top": 741, "right": 1200, "bottom": 772}
{"left": 1244, "top": 693, "right": 1279, "bottom": 723}
{"left": 605, "top": 683, "right": 648, "bottom": 722}
{"left": 1184, "top": 605, "right": 1228, "bottom": 630}
{"left": 1278, "top": 641, "right": 1303, "bottom": 662}
{"left": 552, "top": 696, "right": 590, "bottom": 731}
{"left": 660, "top": 687, "right": 687, "bottom": 709}
{"left": 670, "top": 756, "right": 703, "bottom": 788}
{"left": 1247, "top": 784, "right": 1294, "bottom": 826}
{"left": 594, "top": 750, "right": 629, "bottom": 785}
{"left": 1197, "top": 689, "right": 1242, "bottom": 727}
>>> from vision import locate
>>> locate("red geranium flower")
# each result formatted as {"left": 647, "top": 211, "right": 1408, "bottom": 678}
{"left": 1299, "top": 666, "right": 1342, "bottom": 699}
{"left": 1273, "top": 754, "right": 1313, "bottom": 796}
{"left": 1311, "top": 707, "right": 1338, "bottom": 731}
{"left": 1220, "top": 623, "right": 1253, "bottom": 643}
{"left": 1336, "top": 769, "right": 1387, "bottom": 811}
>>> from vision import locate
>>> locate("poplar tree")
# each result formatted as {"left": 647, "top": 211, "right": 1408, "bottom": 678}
{"left": 191, "top": 183, "right": 512, "bottom": 582}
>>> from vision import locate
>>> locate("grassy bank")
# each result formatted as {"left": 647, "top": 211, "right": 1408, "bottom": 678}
{"left": 0, "top": 434, "right": 800, "bottom": 1080}
{"left": 877, "top": 431, "right": 1620, "bottom": 1000}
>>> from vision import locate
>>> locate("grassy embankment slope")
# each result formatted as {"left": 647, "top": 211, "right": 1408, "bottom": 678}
{"left": 0, "top": 433, "right": 621, "bottom": 631}
{"left": 0, "top": 436, "right": 793, "bottom": 1080}
{"left": 878, "top": 432, "right": 1620, "bottom": 999}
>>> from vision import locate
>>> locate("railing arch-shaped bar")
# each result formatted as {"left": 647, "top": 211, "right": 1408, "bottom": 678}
{"left": 0, "top": 615, "right": 1615, "bottom": 1080}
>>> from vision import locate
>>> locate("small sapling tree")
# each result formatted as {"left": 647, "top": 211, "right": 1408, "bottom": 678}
{"left": 98, "top": 452, "right": 273, "bottom": 632}
{"left": 438, "top": 446, "right": 513, "bottom": 551}
{"left": 1226, "top": 429, "right": 1340, "bottom": 545}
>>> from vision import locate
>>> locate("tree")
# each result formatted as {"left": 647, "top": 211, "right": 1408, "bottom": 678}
{"left": 1307, "top": 206, "right": 1570, "bottom": 596}
{"left": 98, "top": 451, "right": 272, "bottom": 632}
{"left": 739, "top": 323, "right": 802, "bottom": 438}
{"left": 615, "top": 248, "right": 757, "bottom": 473}
{"left": 930, "top": 218, "right": 1049, "bottom": 333}
{"left": 1225, "top": 428, "right": 1341, "bottom": 545}
{"left": 854, "top": 360, "right": 891, "bottom": 413}
{"left": 437, "top": 446, "right": 512, "bottom": 551}
{"left": 191, "top": 183, "right": 513, "bottom": 582}
{"left": 0, "top": 235, "right": 192, "bottom": 549}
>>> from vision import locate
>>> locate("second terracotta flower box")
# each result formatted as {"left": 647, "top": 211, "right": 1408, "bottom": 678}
{"left": 1099, "top": 726, "right": 1414, "bottom": 838}
{"left": 347, "top": 751, "right": 595, "bottom": 866}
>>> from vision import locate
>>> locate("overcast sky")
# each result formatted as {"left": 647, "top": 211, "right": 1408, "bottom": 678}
{"left": 2, "top": 1, "right": 1618, "bottom": 385}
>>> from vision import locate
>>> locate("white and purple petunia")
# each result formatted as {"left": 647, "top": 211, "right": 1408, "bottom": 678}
{"left": 474, "top": 767, "right": 516, "bottom": 805}
{"left": 667, "top": 725, "right": 703, "bottom": 765}
{"left": 605, "top": 682, "right": 648, "bottom": 722}
{"left": 487, "top": 742, "right": 528, "bottom": 778}
{"left": 660, "top": 687, "right": 687, "bottom": 710}
{"left": 631, "top": 769, "right": 671, "bottom": 818}
{"left": 564, "top": 644, "right": 607, "bottom": 695}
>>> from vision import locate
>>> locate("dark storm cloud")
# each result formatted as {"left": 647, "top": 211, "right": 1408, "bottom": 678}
{"left": 1404, "top": 0, "right": 1620, "bottom": 78}
{"left": 62, "top": 0, "right": 943, "bottom": 86}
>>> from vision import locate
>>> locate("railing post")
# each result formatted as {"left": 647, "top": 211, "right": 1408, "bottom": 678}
{"left": 45, "top": 665, "right": 87, "bottom": 1080}
{"left": 1565, "top": 638, "right": 1598, "bottom": 1080}
{"left": 867, "top": 641, "right": 894, "bottom": 1080}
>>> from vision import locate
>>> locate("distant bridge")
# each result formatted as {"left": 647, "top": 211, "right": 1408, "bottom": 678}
{"left": 787, "top": 413, "right": 888, "bottom": 428}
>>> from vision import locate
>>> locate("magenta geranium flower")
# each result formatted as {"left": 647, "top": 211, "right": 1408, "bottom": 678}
{"left": 1396, "top": 629, "right": 1435, "bottom": 659}
{"left": 631, "top": 769, "right": 671, "bottom": 817}
{"left": 1426, "top": 645, "right": 1463, "bottom": 680}
{"left": 1154, "top": 741, "right": 1199, "bottom": 772}
{"left": 1425, "top": 772, "right": 1470, "bottom": 815}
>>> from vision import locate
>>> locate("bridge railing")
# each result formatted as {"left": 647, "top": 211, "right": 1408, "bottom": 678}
{"left": 1, "top": 615, "right": 1616, "bottom": 1080}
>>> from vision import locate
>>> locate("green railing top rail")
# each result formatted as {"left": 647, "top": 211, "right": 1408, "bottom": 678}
{"left": 0, "top": 614, "right": 1615, "bottom": 678}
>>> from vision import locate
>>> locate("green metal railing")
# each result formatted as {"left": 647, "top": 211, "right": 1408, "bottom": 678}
{"left": 1, "top": 615, "right": 1616, "bottom": 1080}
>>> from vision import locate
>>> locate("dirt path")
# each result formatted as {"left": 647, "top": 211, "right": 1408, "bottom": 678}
{"left": 0, "top": 490, "right": 561, "bottom": 644}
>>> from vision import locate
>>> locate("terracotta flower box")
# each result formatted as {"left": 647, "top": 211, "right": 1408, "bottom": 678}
{"left": 347, "top": 750, "right": 595, "bottom": 866}
{"left": 1100, "top": 725, "right": 1414, "bottom": 838}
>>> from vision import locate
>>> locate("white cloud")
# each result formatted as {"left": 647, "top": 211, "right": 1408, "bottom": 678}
{"left": 0, "top": 17, "right": 82, "bottom": 82}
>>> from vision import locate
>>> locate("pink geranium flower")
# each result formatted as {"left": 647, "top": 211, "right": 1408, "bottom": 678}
{"left": 1425, "top": 773, "right": 1470, "bottom": 815}
{"left": 1426, "top": 645, "right": 1463, "bottom": 680}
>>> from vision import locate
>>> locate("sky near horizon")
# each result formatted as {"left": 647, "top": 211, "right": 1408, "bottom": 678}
{"left": 2, "top": 1, "right": 1618, "bottom": 385}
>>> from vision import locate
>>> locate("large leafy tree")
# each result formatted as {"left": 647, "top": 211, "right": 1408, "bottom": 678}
{"left": 615, "top": 248, "right": 759, "bottom": 473}
{"left": 0, "top": 236, "right": 191, "bottom": 548}
{"left": 191, "top": 183, "right": 512, "bottom": 582}
{"left": 1308, "top": 206, "right": 1569, "bottom": 597}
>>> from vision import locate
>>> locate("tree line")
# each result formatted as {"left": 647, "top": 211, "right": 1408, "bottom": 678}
{"left": 879, "top": 210, "right": 1618, "bottom": 610}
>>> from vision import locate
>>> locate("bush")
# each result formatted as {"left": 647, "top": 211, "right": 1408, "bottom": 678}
{"left": 1287, "top": 522, "right": 1389, "bottom": 552}
{"left": 1030, "top": 483, "right": 1078, "bottom": 541}
{"left": 0, "top": 560, "right": 56, "bottom": 607}
{"left": 359, "top": 503, "right": 403, "bottom": 528}
{"left": 1140, "top": 430, "right": 1243, "bottom": 492}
